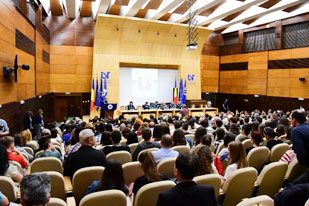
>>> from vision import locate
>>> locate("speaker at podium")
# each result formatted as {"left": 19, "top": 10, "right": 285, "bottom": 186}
{"left": 101, "top": 104, "right": 117, "bottom": 119}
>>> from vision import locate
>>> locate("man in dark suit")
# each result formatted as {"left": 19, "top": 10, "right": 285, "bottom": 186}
{"left": 157, "top": 153, "right": 218, "bottom": 206}
{"left": 63, "top": 129, "right": 107, "bottom": 179}
{"left": 103, "top": 130, "right": 130, "bottom": 155}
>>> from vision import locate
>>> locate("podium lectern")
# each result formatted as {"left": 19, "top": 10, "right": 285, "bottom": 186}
{"left": 101, "top": 104, "right": 117, "bottom": 118}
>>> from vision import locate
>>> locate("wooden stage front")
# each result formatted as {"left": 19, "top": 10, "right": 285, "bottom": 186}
{"left": 118, "top": 107, "right": 218, "bottom": 119}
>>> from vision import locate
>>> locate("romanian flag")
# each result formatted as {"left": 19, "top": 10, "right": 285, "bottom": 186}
{"left": 173, "top": 78, "right": 178, "bottom": 104}
{"left": 90, "top": 78, "right": 95, "bottom": 112}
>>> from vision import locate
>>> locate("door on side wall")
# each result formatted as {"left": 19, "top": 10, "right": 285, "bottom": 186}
{"left": 54, "top": 95, "right": 82, "bottom": 122}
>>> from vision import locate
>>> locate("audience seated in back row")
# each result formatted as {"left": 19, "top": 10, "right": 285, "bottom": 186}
{"left": 152, "top": 134, "right": 179, "bottom": 164}
{"left": 103, "top": 130, "right": 130, "bottom": 156}
{"left": 37, "top": 134, "right": 62, "bottom": 162}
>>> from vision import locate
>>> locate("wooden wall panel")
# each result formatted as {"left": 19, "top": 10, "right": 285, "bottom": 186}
{"left": 50, "top": 45, "right": 93, "bottom": 93}
{"left": 200, "top": 55, "right": 219, "bottom": 93}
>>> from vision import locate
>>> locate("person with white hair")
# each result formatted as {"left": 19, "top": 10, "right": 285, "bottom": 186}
{"left": 20, "top": 173, "right": 51, "bottom": 206}
{"left": 63, "top": 129, "right": 107, "bottom": 179}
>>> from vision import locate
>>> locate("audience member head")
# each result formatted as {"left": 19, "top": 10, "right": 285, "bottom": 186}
{"left": 251, "top": 131, "right": 263, "bottom": 146}
{"left": 216, "top": 128, "right": 225, "bottom": 141}
{"left": 162, "top": 125, "right": 170, "bottom": 135}
{"left": 79, "top": 129, "right": 95, "bottom": 146}
{"left": 291, "top": 109, "right": 306, "bottom": 126}
{"left": 194, "top": 126, "right": 206, "bottom": 145}
{"left": 192, "top": 145, "right": 213, "bottom": 176}
{"left": 175, "top": 153, "right": 199, "bottom": 181}
{"left": 188, "top": 119, "right": 195, "bottom": 129}
{"left": 160, "top": 134, "right": 173, "bottom": 148}
{"left": 200, "top": 134, "right": 212, "bottom": 147}
{"left": 133, "top": 123, "right": 140, "bottom": 132}
{"left": 276, "top": 124, "right": 286, "bottom": 136}
{"left": 14, "top": 133, "right": 23, "bottom": 147}
{"left": 230, "top": 124, "right": 240, "bottom": 135}
{"left": 99, "top": 159, "right": 128, "bottom": 195}
{"left": 228, "top": 141, "right": 248, "bottom": 169}
{"left": 215, "top": 119, "right": 223, "bottom": 128}
{"left": 0, "top": 144, "right": 9, "bottom": 175}
{"left": 182, "top": 123, "right": 189, "bottom": 131}
{"left": 278, "top": 116, "right": 290, "bottom": 126}
{"left": 105, "top": 123, "right": 113, "bottom": 132}
{"left": 20, "top": 173, "right": 51, "bottom": 206}
{"left": 258, "top": 123, "right": 266, "bottom": 137}
{"left": 251, "top": 121, "right": 260, "bottom": 133}
{"left": 139, "top": 151, "right": 162, "bottom": 182}
{"left": 242, "top": 124, "right": 252, "bottom": 136}
{"left": 142, "top": 128, "right": 152, "bottom": 141}
{"left": 0, "top": 136, "right": 14, "bottom": 150}
{"left": 101, "top": 131, "right": 112, "bottom": 145}
{"left": 38, "top": 135, "right": 51, "bottom": 151}
{"left": 223, "top": 133, "right": 235, "bottom": 147}
{"left": 200, "top": 120, "right": 208, "bottom": 128}
{"left": 126, "top": 132, "right": 138, "bottom": 145}
{"left": 50, "top": 128, "right": 58, "bottom": 139}
{"left": 111, "top": 130, "right": 122, "bottom": 144}
{"left": 71, "top": 126, "right": 84, "bottom": 145}
{"left": 153, "top": 125, "right": 163, "bottom": 141}
{"left": 174, "top": 121, "right": 182, "bottom": 129}
{"left": 172, "top": 129, "right": 186, "bottom": 146}
{"left": 263, "top": 127, "right": 277, "bottom": 140}
{"left": 20, "top": 129, "right": 32, "bottom": 145}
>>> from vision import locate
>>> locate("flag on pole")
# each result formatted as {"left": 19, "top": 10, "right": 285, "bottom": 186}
{"left": 103, "top": 78, "right": 107, "bottom": 100}
{"left": 179, "top": 78, "right": 183, "bottom": 104}
{"left": 183, "top": 79, "right": 187, "bottom": 105}
{"left": 95, "top": 77, "right": 99, "bottom": 110}
{"left": 99, "top": 77, "right": 103, "bottom": 108}
{"left": 90, "top": 78, "right": 95, "bottom": 112}
{"left": 173, "top": 77, "right": 178, "bottom": 104}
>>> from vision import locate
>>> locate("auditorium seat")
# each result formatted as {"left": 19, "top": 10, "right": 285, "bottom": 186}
{"left": 80, "top": 189, "right": 127, "bottom": 206}
{"left": 284, "top": 159, "right": 306, "bottom": 184}
{"left": 137, "top": 148, "right": 159, "bottom": 161}
{"left": 185, "top": 134, "right": 194, "bottom": 140}
{"left": 47, "top": 198, "right": 67, "bottom": 206}
{"left": 27, "top": 140, "right": 39, "bottom": 150}
{"left": 52, "top": 141, "right": 61, "bottom": 148}
{"left": 254, "top": 162, "right": 288, "bottom": 198}
{"left": 95, "top": 145, "right": 105, "bottom": 151}
{"left": 134, "top": 180, "right": 176, "bottom": 206}
{"left": 106, "top": 151, "right": 132, "bottom": 165}
{"left": 260, "top": 138, "right": 267, "bottom": 146}
{"left": 22, "top": 146, "right": 34, "bottom": 156}
{"left": 220, "top": 167, "right": 258, "bottom": 206}
{"left": 122, "top": 162, "right": 144, "bottom": 185}
{"left": 172, "top": 145, "right": 190, "bottom": 153}
{"left": 215, "top": 142, "right": 225, "bottom": 155}
{"left": 210, "top": 144, "right": 215, "bottom": 152}
{"left": 242, "top": 139, "right": 253, "bottom": 149}
{"left": 193, "top": 174, "right": 221, "bottom": 197}
{"left": 236, "top": 195, "right": 274, "bottom": 206}
{"left": 72, "top": 166, "right": 105, "bottom": 205}
{"left": 9, "top": 161, "right": 23, "bottom": 175}
{"left": 120, "top": 139, "right": 127, "bottom": 146}
{"left": 129, "top": 143, "right": 138, "bottom": 155}
{"left": 157, "top": 157, "right": 176, "bottom": 178}
{"left": 269, "top": 143, "right": 290, "bottom": 162}
{"left": 45, "top": 171, "right": 67, "bottom": 200}
{"left": 0, "top": 176, "right": 17, "bottom": 203}
{"left": 21, "top": 152, "right": 29, "bottom": 162}
{"left": 34, "top": 150, "right": 44, "bottom": 159}
{"left": 137, "top": 135, "right": 143, "bottom": 142}
{"left": 247, "top": 146, "right": 270, "bottom": 172}
{"left": 30, "top": 157, "right": 63, "bottom": 174}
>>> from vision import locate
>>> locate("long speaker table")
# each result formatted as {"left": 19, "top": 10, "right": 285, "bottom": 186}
{"left": 118, "top": 107, "right": 218, "bottom": 119}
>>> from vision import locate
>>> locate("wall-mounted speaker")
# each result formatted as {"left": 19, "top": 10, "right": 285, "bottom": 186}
{"left": 299, "top": 77, "right": 306, "bottom": 81}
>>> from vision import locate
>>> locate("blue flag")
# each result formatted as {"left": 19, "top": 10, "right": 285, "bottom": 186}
{"left": 99, "top": 77, "right": 103, "bottom": 107}
{"left": 103, "top": 78, "right": 107, "bottom": 100}
{"left": 183, "top": 79, "right": 187, "bottom": 104}
{"left": 174, "top": 78, "right": 177, "bottom": 88}
{"left": 179, "top": 78, "right": 183, "bottom": 104}
{"left": 95, "top": 77, "right": 99, "bottom": 110}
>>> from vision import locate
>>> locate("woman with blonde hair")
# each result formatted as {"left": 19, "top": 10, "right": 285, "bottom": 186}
{"left": 133, "top": 151, "right": 169, "bottom": 195}
{"left": 20, "top": 129, "right": 32, "bottom": 146}
{"left": 223, "top": 141, "right": 248, "bottom": 185}
{"left": 192, "top": 145, "right": 218, "bottom": 176}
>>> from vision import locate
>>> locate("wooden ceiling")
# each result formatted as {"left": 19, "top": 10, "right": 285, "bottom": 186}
{"left": 40, "top": 0, "right": 309, "bottom": 33}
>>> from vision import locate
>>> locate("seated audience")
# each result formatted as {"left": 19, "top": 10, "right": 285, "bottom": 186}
{"left": 64, "top": 126, "right": 84, "bottom": 159}
{"left": 0, "top": 143, "right": 23, "bottom": 182}
{"left": 20, "top": 129, "right": 32, "bottom": 148}
{"left": 20, "top": 173, "right": 51, "bottom": 206}
{"left": 194, "top": 126, "right": 206, "bottom": 146}
{"left": 153, "top": 125, "right": 164, "bottom": 141}
{"left": 152, "top": 134, "right": 179, "bottom": 163}
{"left": 223, "top": 141, "right": 248, "bottom": 185}
{"left": 100, "top": 131, "right": 113, "bottom": 145}
{"left": 264, "top": 127, "right": 283, "bottom": 150}
{"left": 236, "top": 124, "right": 251, "bottom": 142}
{"left": 50, "top": 128, "right": 62, "bottom": 144}
{"left": 132, "top": 128, "right": 161, "bottom": 161}
{"left": 157, "top": 153, "right": 218, "bottom": 206}
{"left": 126, "top": 131, "right": 138, "bottom": 145}
{"left": 133, "top": 151, "right": 169, "bottom": 196}
{"left": 218, "top": 133, "right": 235, "bottom": 162}
{"left": 214, "top": 128, "right": 225, "bottom": 153}
{"left": 274, "top": 183, "right": 309, "bottom": 206}
{"left": 37, "top": 135, "right": 63, "bottom": 162}
{"left": 192, "top": 145, "right": 218, "bottom": 175}
{"left": 245, "top": 131, "right": 264, "bottom": 154}
{"left": 0, "top": 136, "right": 28, "bottom": 168}
{"left": 0, "top": 191, "right": 10, "bottom": 206}
{"left": 13, "top": 133, "right": 33, "bottom": 162}
{"left": 103, "top": 130, "right": 130, "bottom": 155}
{"left": 63, "top": 129, "right": 107, "bottom": 179}
{"left": 172, "top": 129, "right": 188, "bottom": 147}
{"left": 85, "top": 159, "right": 129, "bottom": 196}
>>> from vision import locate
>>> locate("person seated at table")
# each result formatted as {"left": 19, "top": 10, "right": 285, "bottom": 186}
{"left": 127, "top": 101, "right": 135, "bottom": 110}
{"left": 169, "top": 103, "right": 176, "bottom": 109}
{"left": 152, "top": 101, "right": 160, "bottom": 109}
{"left": 142, "top": 101, "right": 150, "bottom": 110}
{"left": 176, "top": 102, "right": 183, "bottom": 109}
{"left": 160, "top": 102, "right": 168, "bottom": 110}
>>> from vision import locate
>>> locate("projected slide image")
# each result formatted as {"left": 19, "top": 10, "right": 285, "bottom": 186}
{"left": 132, "top": 69, "right": 157, "bottom": 98}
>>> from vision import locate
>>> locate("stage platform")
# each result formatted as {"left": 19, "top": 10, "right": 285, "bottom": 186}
{"left": 118, "top": 107, "right": 218, "bottom": 119}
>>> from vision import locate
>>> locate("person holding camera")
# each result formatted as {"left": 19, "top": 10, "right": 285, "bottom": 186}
{"left": 0, "top": 118, "right": 9, "bottom": 137}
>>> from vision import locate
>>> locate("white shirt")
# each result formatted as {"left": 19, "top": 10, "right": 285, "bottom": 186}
{"left": 152, "top": 148, "right": 179, "bottom": 164}
{"left": 224, "top": 163, "right": 237, "bottom": 180}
